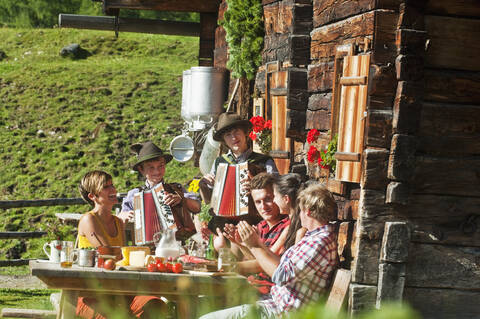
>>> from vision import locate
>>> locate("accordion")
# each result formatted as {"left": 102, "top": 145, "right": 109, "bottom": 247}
{"left": 133, "top": 184, "right": 176, "bottom": 246}
{"left": 211, "top": 162, "right": 249, "bottom": 217}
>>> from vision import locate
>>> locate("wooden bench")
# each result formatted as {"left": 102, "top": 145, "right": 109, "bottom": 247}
{"left": 326, "top": 268, "right": 352, "bottom": 313}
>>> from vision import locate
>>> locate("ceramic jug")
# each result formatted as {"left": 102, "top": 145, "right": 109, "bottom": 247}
{"left": 43, "top": 240, "right": 62, "bottom": 263}
{"left": 154, "top": 229, "right": 181, "bottom": 260}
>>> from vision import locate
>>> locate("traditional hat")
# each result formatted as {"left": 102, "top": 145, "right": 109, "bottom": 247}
{"left": 213, "top": 112, "right": 252, "bottom": 142}
{"left": 130, "top": 141, "right": 173, "bottom": 171}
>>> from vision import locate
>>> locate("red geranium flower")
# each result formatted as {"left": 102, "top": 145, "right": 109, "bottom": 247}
{"left": 307, "top": 145, "right": 319, "bottom": 163}
{"left": 264, "top": 120, "right": 272, "bottom": 130}
{"left": 306, "top": 129, "right": 320, "bottom": 144}
{"left": 250, "top": 116, "right": 266, "bottom": 133}
{"left": 249, "top": 131, "right": 257, "bottom": 141}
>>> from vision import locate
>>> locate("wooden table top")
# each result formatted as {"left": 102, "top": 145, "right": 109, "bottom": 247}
{"left": 30, "top": 260, "right": 250, "bottom": 297}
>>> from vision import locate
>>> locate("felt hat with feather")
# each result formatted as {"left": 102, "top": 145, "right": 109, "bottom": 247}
{"left": 130, "top": 141, "right": 173, "bottom": 171}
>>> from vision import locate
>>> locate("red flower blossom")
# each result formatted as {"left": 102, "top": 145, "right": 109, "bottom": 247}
{"left": 249, "top": 131, "right": 257, "bottom": 141}
{"left": 250, "top": 116, "right": 266, "bottom": 133}
{"left": 306, "top": 129, "right": 320, "bottom": 143}
{"left": 307, "top": 145, "right": 319, "bottom": 163}
{"left": 264, "top": 120, "right": 272, "bottom": 130}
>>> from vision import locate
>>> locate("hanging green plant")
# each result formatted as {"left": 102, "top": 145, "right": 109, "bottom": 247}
{"left": 220, "top": 0, "right": 264, "bottom": 80}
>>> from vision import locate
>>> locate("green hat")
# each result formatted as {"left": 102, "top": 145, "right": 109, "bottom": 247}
{"left": 130, "top": 141, "right": 173, "bottom": 171}
{"left": 213, "top": 112, "right": 252, "bottom": 142}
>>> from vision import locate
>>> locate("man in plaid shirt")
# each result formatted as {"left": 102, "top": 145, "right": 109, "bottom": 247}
{"left": 200, "top": 183, "right": 338, "bottom": 319}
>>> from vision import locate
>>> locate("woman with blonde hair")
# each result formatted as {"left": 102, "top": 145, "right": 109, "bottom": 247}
{"left": 76, "top": 170, "right": 166, "bottom": 319}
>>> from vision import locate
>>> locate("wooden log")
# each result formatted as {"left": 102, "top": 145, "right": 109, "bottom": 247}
{"left": 425, "top": 0, "right": 480, "bottom": 19}
{"left": 413, "top": 156, "right": 480, "bottom": 197}
{"left": 368, "top": 94, "right": 394, "bottom": 110}
{"left": 385, "top": 181, "right": 410, "bottom": 205}
{"left": 286, "top": 109, "right": 306, "bottom": 140}
{"left": 337, "top": 222, "right": 352, "bottom": 262}
{"left": 326, "top": 269, "right": 352, "bottom": 313}
{"left": 308, "top": 93, "right": 331, "bottom": 111}
{"left": 214, "top": 26, "right": 226, "bottom": 50}
{"left": 380, "top": 222, "right": 410, "bottom": 263}
{"left": 351, "top": 234, "right": 382, "bottom": 284}
{"left": 313, "top": 0, "right": 401, "bottom": 28}
{"left": 393, "top": 81, "right": 423, "bottom": 135}
{"left": 214, "top": 46, "right": 227, "bottom": 68}
{"left": 424, "top": 69, "right": 480, "bottom": 105}
{"left": 58, "top": 14, "right": 201, "bottom": 36}
{"left": 395, "top": 54, "right": 424, "bottom": 81}
{"left": 102, "top": 0, "right": 220, "bottom": 13}
{"left": 388, "top": 134, "right": 417, "bottom": 182}
{"left": 348, "top": 284, "right": 377, "bottom": 316}
{"left": 288, "top": 35, "right": 310, "bottom": 66}
{"left": 406, "top": 243, "right": 480, "bottom": 289}
{"left": 340, "top": 76, "right": 367, "bottom": 86}
{"left": 307, "top": 62, "right": 334, "bottom": 92}
{"left": 264, "top": 2, "right": 281, "bottom": 35}
{"left": 403, "top": 194, "right": 480, "bottom": 247}
{"left": 0, "top": 232, "right": 47, "bottom": 239}
{"left": 286, "top": 68, "right": 308, "bottom": 111}
{"left": 368, "top": 63, "right": 396, "bottom": 98}
{"left": 365, "top": 110, "right": 393, "bottom": 149}
{"left": 0, "top": 308, "right": 56, "bottom": 318}
{"left": 344, "top": 200, "right": 359, "bottom": 220}
{"left": 263, "top": 33, "right": 289, "bottom": 64}
{"left": 404, "top": 287, "right": 480, "bottom": 319}
{"left": 306, "top": 109, "right": 331, "bottom": 131}
{"left": 358, "top": 189, "right": 397, "bottom": 238}
{"left": 361, "top": 148, "right": 389, "bottom": 191}
{"left": 326, "top": 179, "right": 347, "bottom": 196}
{"left": 396, "top": 29, "right": 427, "bottom": 55}
{"left": 218, "top": 0, "right": 227, "bottom": 21}
{"left": 417, "top": 102, "right": 480, "bottom": 156}
{"left": 311, "top": 12, "right": 374, "bottom": 61}
{"left": 397, "top": 1, "right": 426, "bottom": 30}
{"left": 425, "top": 15, "right": 480, "bottom": 71}
{"left": 376, "top": 263, "right": 406, "bottom": 307}
{"left": 0, "top": 259, "right": 32, "bottom": 266}
{"left": 372, "top": 10, "right": 398, "bottom": 65}
{"left": 291, "top": 3, "right": 313, "bottom": 35}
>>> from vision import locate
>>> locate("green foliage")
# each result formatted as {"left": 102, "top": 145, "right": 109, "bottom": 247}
{"left": 0, "top": 27, "right": 199, "bottom": 260}
{"left": 198, "top": 203, "right": 212, "bottom": 223}
{"left": 321, "top": 133, "right": 338, "bottom": 172}
{"left": 220, "top": 0, "right": 264, "bottom": 80}
{"left": 0, "top": 288, "right": 58, "bottom": 311}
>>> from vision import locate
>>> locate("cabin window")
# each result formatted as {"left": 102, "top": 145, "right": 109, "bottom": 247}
{"left": 331, "top": 46, "right": 370, "bottom": 183}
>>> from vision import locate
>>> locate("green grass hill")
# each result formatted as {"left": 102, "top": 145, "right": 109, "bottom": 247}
{"left": 0, "top": 27, "right": 200, "bottom": 262}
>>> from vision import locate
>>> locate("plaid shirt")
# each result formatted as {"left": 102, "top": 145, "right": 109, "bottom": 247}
{"left": 259, "top": 224, "right": 337, "bottom": 314}
{"left": 257, "top": 215, "right": 290, "bottom": 248}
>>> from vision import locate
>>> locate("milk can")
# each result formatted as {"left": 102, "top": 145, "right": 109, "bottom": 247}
{"left": 181, "top": 67, "right": 228, "bottom": 131}
{"left": 199, "top": 126, "right": 221, "bottom": 175}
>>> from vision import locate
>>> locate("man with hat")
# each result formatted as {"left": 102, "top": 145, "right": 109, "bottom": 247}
{"left": 119, "top": 141, "right": 200, "bottom": 240}
{"left": 199, "top": 112, "right": 278, "bottom": 230}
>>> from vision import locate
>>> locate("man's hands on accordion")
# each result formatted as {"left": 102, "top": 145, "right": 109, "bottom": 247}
{"left": 163, "top": 191, "right": 182, "bottom": 207}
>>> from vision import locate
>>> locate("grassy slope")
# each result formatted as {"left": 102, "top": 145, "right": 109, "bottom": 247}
{"left": 0, "top": 27, "right": 200, "bottom": 262}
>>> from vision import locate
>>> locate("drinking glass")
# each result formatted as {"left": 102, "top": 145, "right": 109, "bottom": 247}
{"left": 60, "top": 241, "right": 75, "bottom": 268}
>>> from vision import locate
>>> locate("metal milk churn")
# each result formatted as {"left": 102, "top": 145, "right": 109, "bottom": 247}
{"left": 181, "top": 66, "right": 228, "bottom": 131}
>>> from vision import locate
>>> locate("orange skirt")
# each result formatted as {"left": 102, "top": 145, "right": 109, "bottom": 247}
{"left": 76, "top": 295, "right": 166, "bottom": 319}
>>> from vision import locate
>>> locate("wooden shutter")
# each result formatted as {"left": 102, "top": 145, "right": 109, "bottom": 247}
{"left": 265, "top": 62, "right": 291, "bottom": 175}
{"left": 335, "top": 54, "right": 370, "bottom": 183}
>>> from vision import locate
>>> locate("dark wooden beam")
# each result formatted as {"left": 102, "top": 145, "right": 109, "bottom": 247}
{"left": 103, "top": 0, "right": 220, "bottom": 13}
{"left": 59, "top": 14, "right": 200, "bottom": 37}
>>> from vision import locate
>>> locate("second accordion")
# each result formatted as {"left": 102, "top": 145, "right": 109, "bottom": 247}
{"left": 133, "top": 184, "right": 175, "bottom": 246}
{"left": 210, "top": 162, "right": 249, "bottom": 217}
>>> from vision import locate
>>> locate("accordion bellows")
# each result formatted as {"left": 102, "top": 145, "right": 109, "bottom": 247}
{"left": 211, "top": 162, "right": 249, "bottom": 217}
{"left": 133, "top": 184, "right": 175, "bottom": 245}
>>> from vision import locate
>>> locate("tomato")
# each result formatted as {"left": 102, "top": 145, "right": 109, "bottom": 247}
{"left": 167, "top": 256, "right": 174, "bottom": 262}
{"left": 147, "top": 263, "right": 157, "bottom": 272}
{"left": 156, "top": 261, "right": 167, "bottom": 273}
{"left": 172, "top": 263, "right": 183, "bottom": 273}
{"left": 155, "top": 256, "right": 164, "bottom": 263}
{"left": 166, "top": 263, "right": 173, "bottom": 273}
{"left": 103, "top": 259, "right": 116, "bottom": 271}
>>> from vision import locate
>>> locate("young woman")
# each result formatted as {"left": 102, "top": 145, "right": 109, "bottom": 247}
{"left": 272, "top": 173, "right": 307, "bottom": 250}
{"left": 77, "top": 170, "right": 167, "bottom": 319}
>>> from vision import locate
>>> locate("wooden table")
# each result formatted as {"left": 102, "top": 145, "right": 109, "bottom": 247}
{"left": 30, "top": 260, "right": 254, "bottom": 319}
